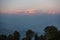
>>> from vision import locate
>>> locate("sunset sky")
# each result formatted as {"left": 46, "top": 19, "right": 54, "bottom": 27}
{"left": 0, "top": 0, "right": 60, "bottom": 14}
{"left": 0, "top": 0, "right": 60, "bottom": 35}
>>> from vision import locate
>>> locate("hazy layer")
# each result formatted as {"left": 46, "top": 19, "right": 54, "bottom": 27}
{"left": 0, "top": 13, "right": 60, "bottom": 35}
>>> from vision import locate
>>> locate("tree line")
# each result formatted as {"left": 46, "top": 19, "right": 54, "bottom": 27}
{"left": 0, "top": 25, "right": 60, "bottom": 40}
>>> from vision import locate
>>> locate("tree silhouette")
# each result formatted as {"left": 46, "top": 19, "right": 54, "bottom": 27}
{"left": 58, "top": 31, "right": 60, "bottom": 40}
{"left": 26, "top": 29, "right": 34, "bottom": 40}
{"left": 0, "top": 25, "right": 60, "bottom": 40}
{"left": 56, "top": 31, "right": 60, "bottom": 40}
{"left": 44, "top": 25, "right": 58, "bottom": 40}
{"left": 0, "top": 35, "right": 7, "bottom": 40}
{"left": 39, "top": 35, "right": 45, "bottom": 40}
{"left": 22, "top": 37, "right": 26, "bottom": 40}
{"left": 13, "top": 31, "right": 20, "bottom": 40}
{"left": 34, "top": 33, "right": 38, "bottom": 40}
{"left": 7, "top": 34, "right": 13, "bottom": 40}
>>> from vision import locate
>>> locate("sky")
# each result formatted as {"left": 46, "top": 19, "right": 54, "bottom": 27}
{"left": 0, "top": 0, "right": 60, "bottom": 14}
{"left": 0, "top": 0, "right": 60, "bottom": 35}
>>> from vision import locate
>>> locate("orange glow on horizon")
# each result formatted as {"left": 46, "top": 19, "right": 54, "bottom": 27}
{"left": 0, "top": 9, "right": 60, "bottom": 14}
{"left": 24, "top": 9, "right": 36, "bottom": 14}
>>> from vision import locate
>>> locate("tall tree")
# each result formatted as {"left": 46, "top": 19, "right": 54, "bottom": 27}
{"left": 26, "top": 29, "right": 34, "bottom": 40}
{"left": 34, "top": 33, "right": 38, "bottom": 40}
{"left": 44, "top": 25, "right": 58, "bottom": 40}
{"left": 13, "top": 31, "right": 20, "bottom": 40}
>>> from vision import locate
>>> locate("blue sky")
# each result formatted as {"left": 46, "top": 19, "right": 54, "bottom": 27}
{"left": 0, "top": 0, "right": 60, "bottom": 13}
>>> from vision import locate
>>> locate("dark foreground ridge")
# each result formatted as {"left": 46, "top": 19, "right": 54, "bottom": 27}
{"left": 0, "top": 25, "right": 60, "bottom": 40}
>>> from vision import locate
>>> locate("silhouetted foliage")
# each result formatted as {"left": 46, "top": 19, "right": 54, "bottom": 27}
{"left": 44, "top": 25, "right": 59, "bottom": 40}
{"left": 0, "top": 35, "right": 7, "bottom": 40}
{"left": 0, "top": 25, "right": 60, "bottom": 40}
{"left": 22, "top": 37, "right": 26, "bottom": 40}
{"left": 13, "top": 31, "right": 20, "bottom": 40}
{"left": 44, "top": 25, "right": 58, "bottom": 33}
{"left": 26, "top": 29, "right": 34, "bottom": 37}
{"left": 34, "top": 33, "right": 38, "bottom": 40}
{"left": 7, "top": 34, "right": 13, "bottom": 40}
{"left": 39, "top": 35, "right": 45, "bottom": 40}
{"left": 25, "top": 29, "right": 34, "bottom": 40}
{"left": 56, "top": 31, "right": 60, "bottom": 40}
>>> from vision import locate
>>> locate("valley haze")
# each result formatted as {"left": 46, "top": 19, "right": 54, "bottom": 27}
{"left": 0, "top": 13, "right": 60, "bottom": 35}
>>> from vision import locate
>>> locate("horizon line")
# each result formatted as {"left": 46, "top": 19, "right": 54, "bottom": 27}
{"left": 0, "top": 9, "right": 60, "bottom": 15}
